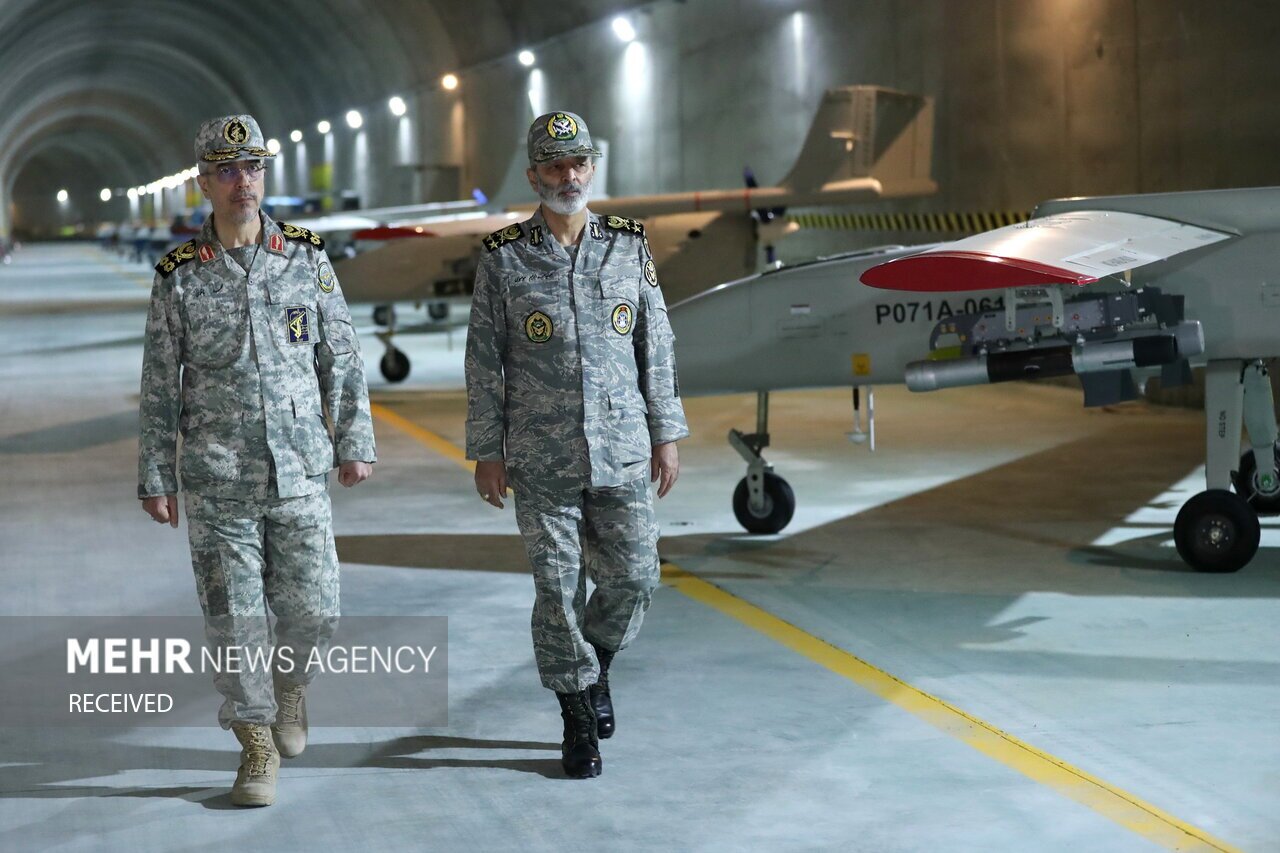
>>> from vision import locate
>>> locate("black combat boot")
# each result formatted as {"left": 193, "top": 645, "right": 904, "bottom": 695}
{"left": 588, "top": 643, "right": 616, "bottom": 739}
{"left": 555, "top": 690, "right": 602, "bottom": 778}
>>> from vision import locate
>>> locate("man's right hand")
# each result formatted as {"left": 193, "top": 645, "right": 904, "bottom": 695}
{"left": 474, "top": 460, "right": 508, "bottom": 509}
{"left": 142, "top": 494, "right": 179, "bottom": 528}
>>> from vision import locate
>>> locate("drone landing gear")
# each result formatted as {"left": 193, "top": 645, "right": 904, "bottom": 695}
{"left": 1175, "top": 360, "right": 1275, "bottom": 572}
{"left": 729, "top": 392, "right": 796, "bottom": 534}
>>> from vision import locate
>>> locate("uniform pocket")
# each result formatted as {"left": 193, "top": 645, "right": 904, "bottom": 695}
{"left": 180, "top": 284, "right": 246, "bottom": 368}
{"left": 606, "top": 389, "right": 650, "bottom": 465}
{"left": 179, "top": 412, "right": 245, "bottom": 483}
{"left": 507, "top": 284, "right": 562, "bottom": 349}
{"left": 293, "top": 402, "right": 335, "bottom": 475}
{"left": 323, "top": 317, "right": 357, "bottom": 355}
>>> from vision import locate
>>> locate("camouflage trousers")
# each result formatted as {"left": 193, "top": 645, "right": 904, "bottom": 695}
{"left": 513, "top": 475, "right": 660, "bottom": 693}
{"left": 184, "top": 490, "right": 340, "bottom": 728}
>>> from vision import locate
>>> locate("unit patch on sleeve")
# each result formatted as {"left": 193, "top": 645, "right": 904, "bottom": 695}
{"left": 484, "top": 224, "right": 525, "bottom": 252}
{"left": 644, "top": 259, "right": 657, "bottom": 286}
{"left": 155, "top": 241, "right": 198, "bottom": 278}
{"left": 611, "top": 303, "right": 634, "bottom": 335}
{"left": 285, "top": 307, "right": 311, "bottom": 344}
{"left": 279, "top": 222, "right": 325, "bottom": 249}
{"left": 318, "top": 261, "right": 335, "bottom": 293}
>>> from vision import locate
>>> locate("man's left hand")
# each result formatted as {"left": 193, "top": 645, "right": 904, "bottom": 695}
{"left": 338, "top": 461, "right": 373, "bottom": 487}
{"left": 651, "top": 442, "right": 679, "bottom": 499}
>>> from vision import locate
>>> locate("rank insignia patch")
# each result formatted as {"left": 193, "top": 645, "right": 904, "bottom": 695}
{"left": 155, "top": 240, "right": 198, "bottom": 277}
{"left": 484, "top": 223, "right": 524, "bottom": 252}
{"left": 611, "top": 303, "right": 634, "bottom": 335}
{"left": 644, "top": 259, "right": 657, "bottom": 286}
{"left": 529, "top": 225, "right": 543, "bottom": 246}
{"left": 589, "top": 220, "right": 603, "bottom": 241}
{"left": 198, "top": 243, "right": 216, "bottom": 263}
{"left": 286, "top": 307, "right": 311, "bottom": 344}
{"left": 268, "top": 233, "right": 285, "bottom": 254}
{"left": 604, "top": 215, "right": 645, "bottom": 235}
{"left": 223, "top": 118, "right": 250, "bottom": 145}
{"left": 547, "top": 113, "right": 578, "bottom": 140}
{"left": 279, "top": 222, "right": 325, "bottom": 249}
{"left": 318, "top": 262, "right": 335, "bottom": 293}
{"left": 525, "top": 311, "right": 554, "bottom": 343}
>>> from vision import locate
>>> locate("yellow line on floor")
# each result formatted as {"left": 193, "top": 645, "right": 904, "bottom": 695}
{"left": 660, "top": 563, "right": 1239, "bottom": 853}
{"left": 374, "top": 405, "right": 1239, "bottom": 853}
{"left": 369, "top": 402, "right": 474, "bottom": 473}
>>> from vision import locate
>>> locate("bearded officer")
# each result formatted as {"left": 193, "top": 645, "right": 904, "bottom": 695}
{"left": 465, "top": 110, "right": 688, "bottom": 779}
{"left": 137, "top": 114, "right": 376, "bottom": 806}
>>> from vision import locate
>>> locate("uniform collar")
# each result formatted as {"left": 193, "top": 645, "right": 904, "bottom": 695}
{"left": 196, "top": 211, "right": 281, "bottom": 276}
{"left": 526, "top": 207, "right": 604, "bottom": 262}
{"left": 196, "top": 211, "right": 286, "bottom": 264}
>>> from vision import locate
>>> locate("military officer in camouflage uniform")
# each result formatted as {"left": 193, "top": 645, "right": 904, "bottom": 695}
{"left": 137, "top": 115, "right": 376, "bottom": 807}
{"left": 465, "top": 111, "right": 688, "bottom": 779}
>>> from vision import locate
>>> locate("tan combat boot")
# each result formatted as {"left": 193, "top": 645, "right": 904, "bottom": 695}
{"left": 230, "top": 722, "right": 280, "bottom": 807}
{"left": 271, "top": 678, "right": 308, "bottom": 758}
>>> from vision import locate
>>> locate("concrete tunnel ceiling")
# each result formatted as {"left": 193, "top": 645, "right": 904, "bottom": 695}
{"left": 0, "top": 0, "right": 651, "bottom": 218}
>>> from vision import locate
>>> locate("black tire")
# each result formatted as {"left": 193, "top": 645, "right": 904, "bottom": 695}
{"left": 733, "top": 473, "right": 796, "bottom": 534}
{"left": 379, "top": 347, "right": 411, "bottom": 383}
{"left": 1174, "top": 489, "right": 1260, "bottom": 573}
{"left": 1233, "top": 445, "right": 1280, "bottom": 515}
{"left": 372, "top": 304, "right": 395, "bottom": 327}
{"left": 427, "top": 301, "right": 449, "bottom": 321}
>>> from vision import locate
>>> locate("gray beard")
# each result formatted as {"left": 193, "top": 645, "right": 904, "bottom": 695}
{"left": 537, "top": 175, "right": 592, "bottom": 216}
{"left": 224, "top": 198, "right": 260, "bottom": 226}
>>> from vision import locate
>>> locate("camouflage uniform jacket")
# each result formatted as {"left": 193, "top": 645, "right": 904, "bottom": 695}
{"left": 138, "top": 213, "right": 376, "bottom": 500}
{"left": 465, "top": 207, "right": 689, "bottom": 489}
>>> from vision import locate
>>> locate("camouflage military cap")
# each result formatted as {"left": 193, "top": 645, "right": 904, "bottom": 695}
{"left": 528, "top": 111, "right": 603, "bottom": 164}
{"left": 194, "top": 114, "right": 276, "bottom": 164}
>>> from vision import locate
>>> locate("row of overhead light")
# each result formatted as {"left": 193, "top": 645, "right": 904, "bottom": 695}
{"left": 85, "top": 15, "right": 638, "bottom": 206}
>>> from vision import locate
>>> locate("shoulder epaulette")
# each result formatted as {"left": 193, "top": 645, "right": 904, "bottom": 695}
{"left": 483, "top": 223, "right": 524, "bottom": 252}
{"left": 278, "top": 222, "right": 325, "bottom": 250}
{"left": 603, "top": 215, "right": 645, "bottom": 236}
{"left": 155, "top": 240, "right": 197, "bottom": 278}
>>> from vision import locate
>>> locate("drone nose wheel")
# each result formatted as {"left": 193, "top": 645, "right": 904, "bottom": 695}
{"left": 732, "top": 472, "right": 796, "bottom": 534}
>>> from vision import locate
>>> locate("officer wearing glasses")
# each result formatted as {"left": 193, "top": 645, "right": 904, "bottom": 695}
{"left": 137, "top": 114, "right": 376, "bottom": 807}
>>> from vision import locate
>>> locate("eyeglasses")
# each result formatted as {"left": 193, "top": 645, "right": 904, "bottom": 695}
{"left": 203, "top": 161, "right": 267, "bottom": 183}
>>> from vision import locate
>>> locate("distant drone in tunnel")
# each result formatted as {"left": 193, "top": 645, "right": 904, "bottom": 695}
{"left": 292, "top": 85, "right": 937, "bottom": 383}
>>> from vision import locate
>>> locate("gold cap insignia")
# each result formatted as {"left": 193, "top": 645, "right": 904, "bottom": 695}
{"left": 223, "top": 118, "right": 250, "bottom": 145}
{"left": 547, "top": 113, "right": 578, "bottom": 140}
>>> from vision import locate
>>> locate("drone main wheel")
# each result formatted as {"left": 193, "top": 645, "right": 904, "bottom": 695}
{"left": 379, "top": 347, "right": 411, "bottom": 383}
{"left": 732, "top": 473, "right": 796, "bottom": 535}
{"left": 1173, "top": 489, "right": 1260, "bottom": 573}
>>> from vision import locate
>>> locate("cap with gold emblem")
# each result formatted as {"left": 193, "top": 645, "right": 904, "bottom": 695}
{"left": 527, "top": 110, "right": 603, "bottom": 164}
{"left": 193, "top": 114, "right": 276, "bottom": 164}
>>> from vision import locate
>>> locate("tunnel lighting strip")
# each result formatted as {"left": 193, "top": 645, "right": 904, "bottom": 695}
{"left": 369, "top": 399, "right": 1242, "bottom": 853}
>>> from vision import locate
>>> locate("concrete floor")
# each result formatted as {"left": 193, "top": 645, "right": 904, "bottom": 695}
{"left": 1, "top": 243, "right": 1277, "bottom": 852}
